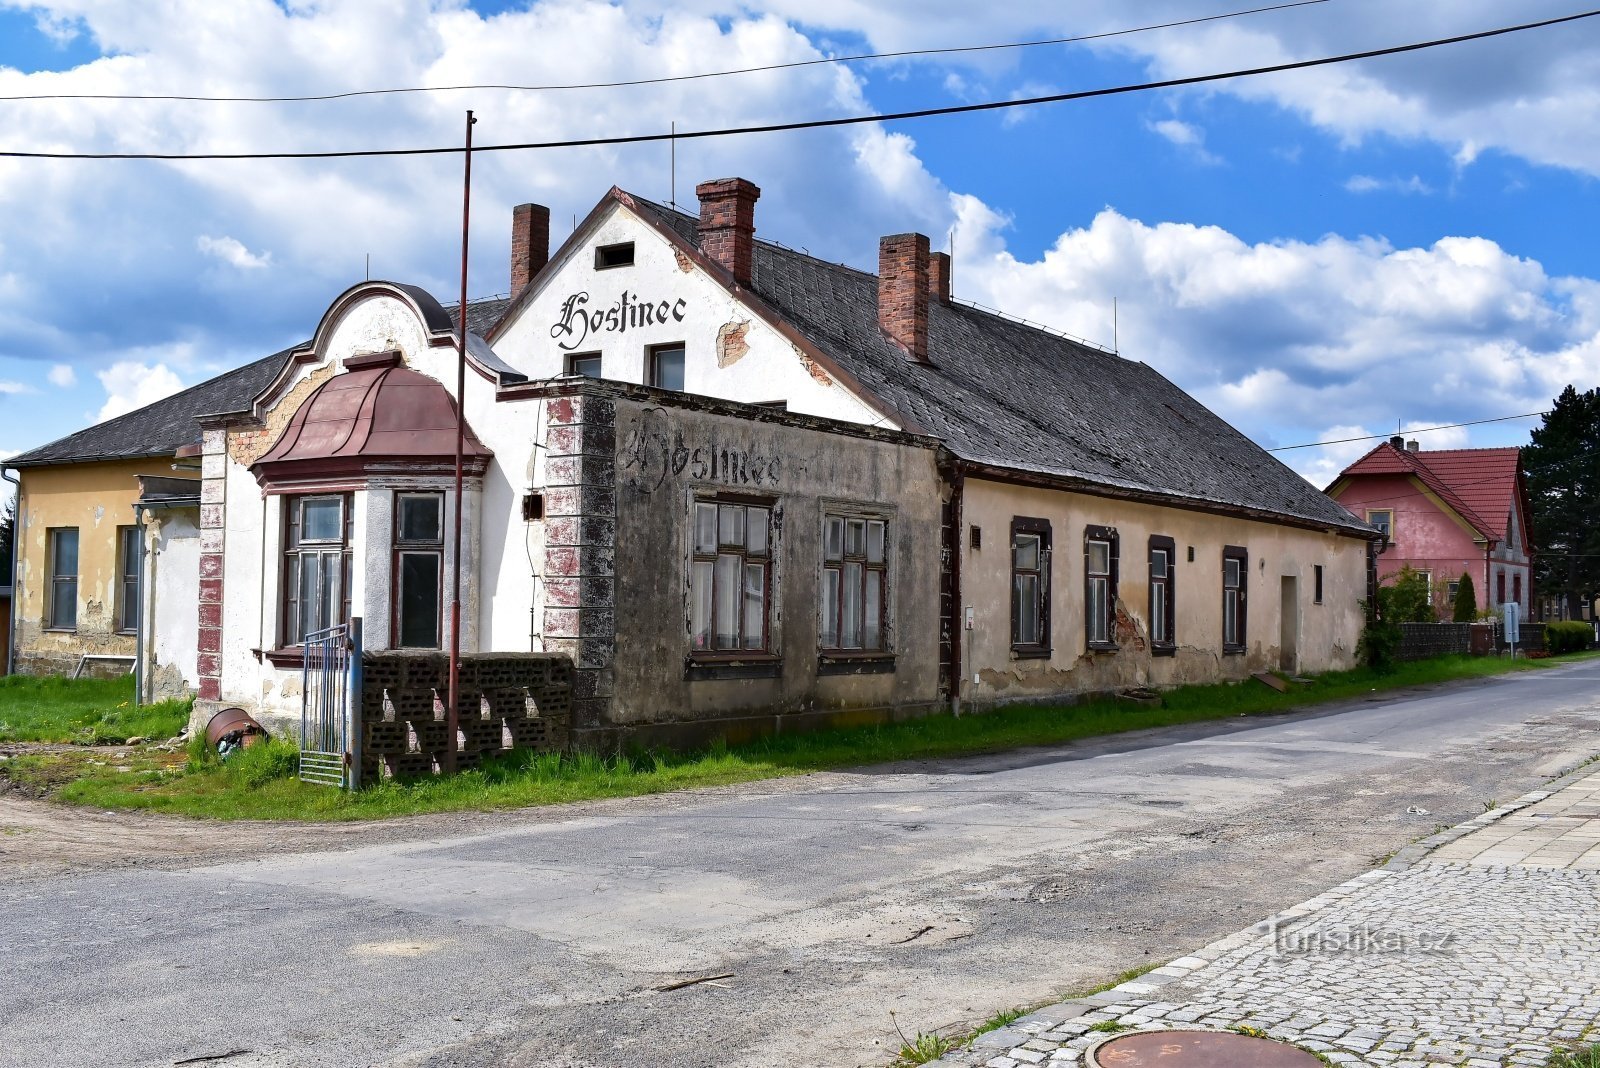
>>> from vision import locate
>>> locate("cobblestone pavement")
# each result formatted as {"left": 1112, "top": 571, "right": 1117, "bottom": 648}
{"left": 932, "top": 769, "right": 1600, "bottom": 1068}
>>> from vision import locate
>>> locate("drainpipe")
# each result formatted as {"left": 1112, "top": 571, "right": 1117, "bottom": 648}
{"left": 132, "top": 502, "right": 147, "bottom": 703}
{"left": 2, "top": 466, "right": 16, "bottom": 676}
{"left": 946, "top": 461, "right": 965, "bottom": 716}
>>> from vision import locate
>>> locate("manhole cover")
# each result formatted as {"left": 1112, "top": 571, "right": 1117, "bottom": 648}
{"left": 1092, "top": 1030, "right": 1323, "bottom": 1067}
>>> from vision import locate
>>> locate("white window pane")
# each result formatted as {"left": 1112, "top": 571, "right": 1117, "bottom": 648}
{"left": 51, "top": 583, "right": 75, "bottom": 629}
{"left": 842, "top": 561, "right": 863, "bottom": 648}
{"left": 866, "top": 520, "right": 886, "bottom": 564}
{"left": 302, "top": 498, "right": 342, "bottom": 541}
{"left": 824, "top": 517, "right": 843, "bottom": 561}
{"left": 694, "top": 503, "right": 717, "bottom": 554}
{"left": 1014, "top": 534, "right": 1039, "bottom": 571}
{"left": 1015, "top": 574, "right": 1039, "bottom": 645}
{"left": 1088, "top": 576, "right": 1108, "bottom": 643}
{"left": 1224, "top": 594, "right": 1238, "bottom": 644}
{"left": 845, "top": 519, "right": 865, "bottom": 558}
{"left": 1152, "top": 584, "right": 1167, "bottom": 643}
{"left": 864, "top": 572, "right": 882, "bottom": 651}
{"left": 54, "top": 530, "right": 79, "bottom": 576}
{"left": 742, "top": 564, "right": 765, "bottom": 650}
{"left": 652, "top": 347, "right": 685, "bottom": 390}
{"left": 821, "top": 568, "right": 840, "bottom": 648}
{"left": 746, "top": 507, "right": 768, "bottom": 555}
{"left": 718, "top": 504, "right": 744, "bottom": 548}
{"left": 714, "top": 554, "right": 741, "bottom": 649}
{"left": 398, "top": 552, "right": 441, "bottom": 647}
{"left": 1088, "top": 540, "right": 1110, "bottom": 575}
{"left": 691, "top": 560, "right": 714, "bottom": 649}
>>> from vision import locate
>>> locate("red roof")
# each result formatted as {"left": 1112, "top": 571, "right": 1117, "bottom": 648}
{"left": 1334, "top": 443, "right": 1524, "bottom": 542}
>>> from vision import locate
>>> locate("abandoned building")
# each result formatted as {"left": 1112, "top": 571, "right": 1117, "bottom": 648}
{"left": 14, "top": 177, "right": 1377, "bottom": 753}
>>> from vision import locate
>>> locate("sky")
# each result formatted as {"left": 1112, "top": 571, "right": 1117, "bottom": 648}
{"left": 0, "top": 0, "right": 1596, "bottom": 489}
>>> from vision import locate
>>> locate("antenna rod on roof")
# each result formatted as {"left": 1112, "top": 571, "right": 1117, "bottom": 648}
{"left": 446, "top": 108, "right": 476, "bottom": 777}
{"left": 1113, "top": 297, "right": 1118, "bottom": 354}
{"left": 670, "top": 120, "right": 676, "bottom": 209}
{"left": 365, "top": 252, "right": 370, "bottom": 281}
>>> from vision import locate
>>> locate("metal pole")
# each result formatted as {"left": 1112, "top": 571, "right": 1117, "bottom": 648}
{"left": 446, "top": 109, "right": 475, "bottom": 775}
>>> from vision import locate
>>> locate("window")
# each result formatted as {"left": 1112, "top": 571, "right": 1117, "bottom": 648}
{"left": 1367, "top": 509, "right": 1393, "bottom": 541}
{"left": 1222, "top": 545, "right": 1248, "bottom": 653}
{"left": 594, "top": 241, "right": 635, "bottom": 269}
{"left": 822, "top": 513, "right": 889, "bottom": 652}
{"left": 648, "top": 344, "right": 686, "bottom": 391}
{"left": 565, "top": 352, "right": 602, "bottom": 378}
{"left": 1314, "top": 564, "right": 1325, "bottom": 605}
{"left": 46, "top": 528, "right": 79, "bottom": 631}
{"left": 1497, "top": 572, "right": 1507, "bottom": 606}
{"left": 1513, "top": 574, "right": 1522, "bottom": 607}
{"left": 1084, "top": 525, "right": 1118, "bottom": 650}
{"left": 690, "top": 499, "right": 772, "bottom": 653}
{"left": 116, "top": 525, "right": 140, "bottom": 633}
{"left": 281, "top": 494, "right": 351, "bottom": 646}
{"left": 1417, "top": 570, "right": 1433, "bottom": 602}
{"left": 1447, "top": 579, "right": 1461, "bottom": 607}
{"left": 1010, "top": 517, "right": 1051, "bottom": 656}
{"left": 1149, "top": 535, "right": 1176, "bottom": 655}
{"left": 393, "top": 493, "right": 443, "bottom": 648}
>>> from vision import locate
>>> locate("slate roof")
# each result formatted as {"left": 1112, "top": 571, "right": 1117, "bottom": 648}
{"left": 1335, "top": 443, "right": 1523, "bottom": 541}
{"left": 10, "top": 296, "right": 512, "bottom": 470}
{"left": 630, "top": 196, "right": 1369, "bottom": 533}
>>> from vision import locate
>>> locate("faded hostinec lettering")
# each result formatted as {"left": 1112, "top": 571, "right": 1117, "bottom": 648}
{"left": 551, "top": 290, "right": 688, "bottom": 351}
{"left": 621, "top": 416, "right": 782, "bottom": 493}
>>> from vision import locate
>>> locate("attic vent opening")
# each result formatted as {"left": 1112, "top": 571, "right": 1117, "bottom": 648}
{"left": 595, "top": 242, "right": 635, "bottom": 269}
{"left": 522, "top": 493, "right": 545, "bottom": 522}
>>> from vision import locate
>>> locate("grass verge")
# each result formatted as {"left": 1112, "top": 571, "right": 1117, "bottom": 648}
{"left": 13, "top": 650, "right": 1599, "bottom": 822}
{"left": 0, "top": 674, "right": 190, "bottom": 744}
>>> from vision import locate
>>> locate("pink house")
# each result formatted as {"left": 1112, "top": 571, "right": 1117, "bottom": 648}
{"left": 1327, "top": 438, "right": 1534, "bottom": 620}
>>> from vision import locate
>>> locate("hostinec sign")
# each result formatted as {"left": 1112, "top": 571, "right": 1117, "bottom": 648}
{"left": 551, "top": 290, "right": 687, "bottom": 351}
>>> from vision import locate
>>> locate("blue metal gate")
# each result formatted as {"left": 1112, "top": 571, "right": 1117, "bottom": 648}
{"left": 300, "top": 617, "right": 363, "bottom": 788}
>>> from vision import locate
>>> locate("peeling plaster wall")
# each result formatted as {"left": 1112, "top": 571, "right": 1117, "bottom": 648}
{"left": 492, "top": 202, "right": 887, "bottom": 426}
{"left": 599, "top": 393, "right": 945, "bottom": 738}
{"left": 13, "top": 459, "right": 152, "bottom": 675}
{"left": 958, "top": 479, "right": 1366, "bottom": 703}
{"left": 143, "top": 507, "right": 200, "bottom": 701}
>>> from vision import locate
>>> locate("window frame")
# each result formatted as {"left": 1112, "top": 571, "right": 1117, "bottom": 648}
{"left": 279, "top": 493, "right": 353, "bottom": 649}
{"left": 647, "top": 342, "right": 686, "bottom": 392}
{"left": 391, "top": 491, "right": 445, "bottom": 649}
{"left": 1367, "top": 509, "right": 1393, "bottom": 541}
{"left": 1010, "top": 516, "right": 1052, "bottom": 659}
{"left": 1148, "top": 535, "right": 1176, "bottom": 657}
{"left": 1084, "top": 525, "right": 1119, "bottom": 652}
{"left": 687, "top": 493, "right": 776, "bottom": 666}
{"left": 820, "top": 510, "right": 891, "bottom": 658}
{"left": 564, "top": 351, "right": 602, "bottom": 378}
{"left": 594, "top": 241, "right": 635, "bottom": 269}
{"left": 116, "top": 525, "right": 140, "bottom": 634}
{"left": 1222, "top": 545, "right": 1248, "bottom": 654}
{"left": 45, "top": 527, "right": 79, "bottom": 632}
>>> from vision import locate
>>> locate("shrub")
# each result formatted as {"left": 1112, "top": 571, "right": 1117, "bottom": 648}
{"left": 1546, "top": 620, "right": 1595, "bottom": 655}
{"left": 1358, "top": 602, "right": 1402, "bottom": 672}
{"left": 1452, "top": 572, "right": 1478, "bottom": 622}
{"left": 1380, "top": 566, "right": 1436, "bottom": 623}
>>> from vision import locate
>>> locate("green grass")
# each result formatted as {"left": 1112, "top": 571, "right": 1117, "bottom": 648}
{"left": 21, "top": 650, "right": 1600, "bottom": 822}
{"left": 971, "top": 1006, "right": 1029, "bottom": 1038}
{"left": 0, "top": 674, "right": 191, "bottom": 744}
{"left": 1550, "top": 1043, "right": 1600, "bottom": 1068}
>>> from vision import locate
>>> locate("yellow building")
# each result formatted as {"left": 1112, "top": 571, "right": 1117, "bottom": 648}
{"left": 6, "top": 350, "right": 288, "bottom": 684}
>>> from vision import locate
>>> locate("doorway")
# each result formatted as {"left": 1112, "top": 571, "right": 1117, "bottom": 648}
{"left": 1280, "top": 576, "right": 1299, "bottom": 674}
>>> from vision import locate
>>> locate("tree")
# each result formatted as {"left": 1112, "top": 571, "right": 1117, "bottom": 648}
{"left": 1452, "top": 572, "right": 1477, "bottom": 622}
{"left": 0, "top": 495, "right": 13, "bottom": 586}
{"left": 1524, "top": 386, "right": 1600, "bottom": 619}
{"left": 1380, "top": 566, "right": 1436, "bottom": 623}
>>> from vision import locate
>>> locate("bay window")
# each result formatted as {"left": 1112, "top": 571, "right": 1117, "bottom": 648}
{"left": 281, "top": 494, "right": 351, "bottom": 646}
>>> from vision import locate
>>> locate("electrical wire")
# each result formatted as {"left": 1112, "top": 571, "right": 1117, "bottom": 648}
{"left": 0, "top": 0, "right": 1333, "bottom": 104}
{"left": 1268, "top": 411, "right": 1552, "bottom": 452}
{"left": 2, "top": 8, "right": 1594, "bottom": 161}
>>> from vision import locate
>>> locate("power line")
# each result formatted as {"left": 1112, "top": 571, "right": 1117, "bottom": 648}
{"left": 2, "top": 8, "right": 1594, "bottom": 161}
{"left": 0, "top": 0, "right": 1332, "bottom": 104}
{"left": 1269, "top": 411, "right": 1551, "bottom": 452}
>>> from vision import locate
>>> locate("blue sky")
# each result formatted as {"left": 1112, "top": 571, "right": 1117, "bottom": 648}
{"left": 0, "top": 0, "right": 1596, "bottom": 487}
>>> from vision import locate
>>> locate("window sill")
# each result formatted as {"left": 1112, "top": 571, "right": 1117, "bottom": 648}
{"left": 685, "top": 654, "right": 782, "bottom": 681}
{"left": 1086, "top": 641, "right": 1119, "bottom": 654}
{"left": 1011, "top": 646, "right": 1052, "bottom": 660}
{"left": 43, "top": 627, "right": 78, "bottom": 634}
{"left": 1151, "top": 644, "right": 1177, "bottom": 659}
{"left": 817, "top": 653, "right": 895, "bottom": 676}
{"left": 1222, "top": 646, "right": 1246, "bottom": 657}
{"left": 261, "top": 647, "right": 305, "bottom": 667}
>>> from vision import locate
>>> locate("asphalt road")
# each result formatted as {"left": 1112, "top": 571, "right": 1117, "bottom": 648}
{"left": 4, "top": 660, "right": 1599, "bottom": 1068}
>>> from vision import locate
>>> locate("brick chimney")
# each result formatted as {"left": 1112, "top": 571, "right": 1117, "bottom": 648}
{"left": 879, "top": 233, "right": 931, "bottom": 363}
{"left": 1407, "top": 439, "right": 1420, "bottom": 453}
{"left": 928, "top": 251, "right": 951, "bottom": 305}
{"left": 510, "top": 203, "right": 550, "bottom": 300}
{"left": 696, "top": 178, "right": 761, "bottom": 287}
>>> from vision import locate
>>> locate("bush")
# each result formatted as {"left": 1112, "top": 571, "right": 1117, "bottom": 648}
{"left": 1452, "top": 573, "right": 1478, "bottom": 622}
{"left": 1546, "top": 620, "right": 1595, "bottom": 655}
{"left": 1358, "top": 603, "right": 1402, "bottom": 672}
{"left": 1380, "top": 566, "right": 1436, "bottom": 623}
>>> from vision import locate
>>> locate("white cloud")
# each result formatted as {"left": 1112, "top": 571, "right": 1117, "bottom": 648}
{"left": 1345, "top": 174, "right": 1433, "bottom": 195}
{"left": 197, "top": 235, "right": 271, "bottom": 270}
{"left": 46, "top": 363, "right": 76, "bottom": 388}
{"left": 952, "top": 206, "right": 1600, "bottom": 485}
{"left": 1146, "top": 118, "right": 1221, "bottom": 164}
{"left": 96, "top": 360, "right": 186, "bottom": 423}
